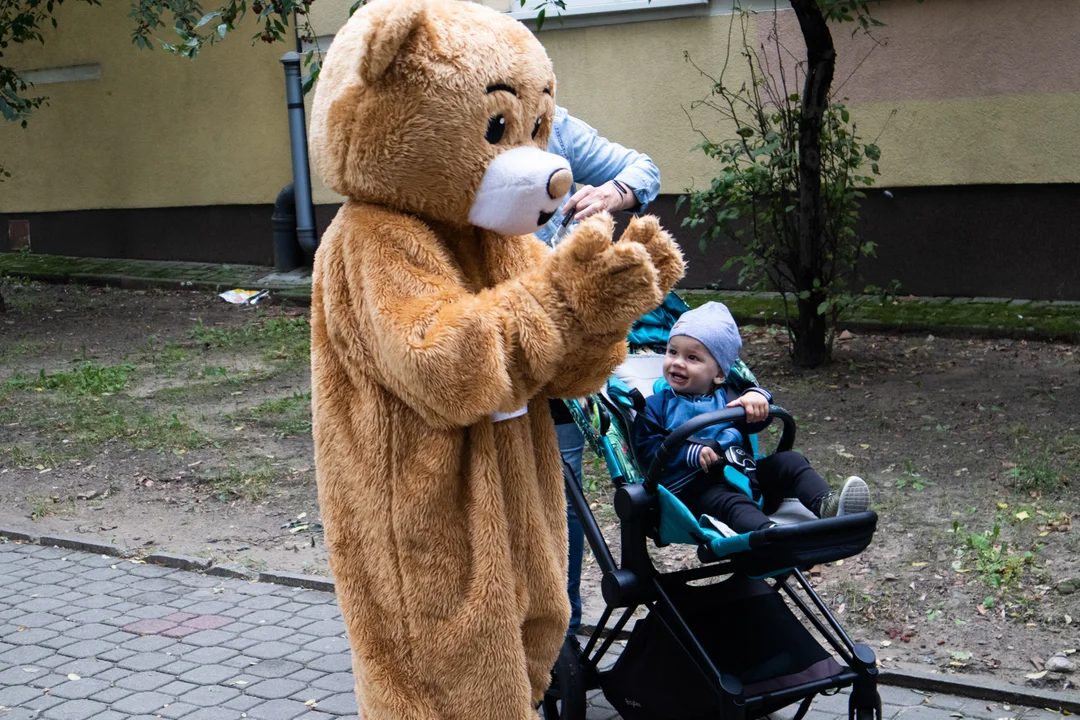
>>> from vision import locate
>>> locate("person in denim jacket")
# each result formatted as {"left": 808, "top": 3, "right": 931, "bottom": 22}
{"left": 540, "top": 106, "right": 661, "bottom": 642}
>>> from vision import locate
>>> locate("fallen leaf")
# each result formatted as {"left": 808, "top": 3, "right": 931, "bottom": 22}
{"left": 1025, "top": 671, "right": 1047, "bottom": 680}
{"left": 911, "top": 562, "right": 928, "bottom": 568}
{"left": 997, "top": 503, "right": 1008, "bottom": 510}
{"left": 1031, "top": 655, "right": 1045, "bottom": 671}
{"left": 951, "top": 651, "right": 973, "bottom": 661}
{"left": 1015, "top": 511, "right": 1030, "bottom": 521}
{"left": 66, "top": 674, "right": 80, "bottom": 681}
{"left": 305, "top": 700, "right": 318, "bottom": 707}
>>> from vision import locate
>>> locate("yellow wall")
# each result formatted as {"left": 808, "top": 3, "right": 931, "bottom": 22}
{"left": 1, "top": 1, "right": 291, "bottom": 213}
{"left": 3, "top": 0, "right": 1079, "bottom": 215}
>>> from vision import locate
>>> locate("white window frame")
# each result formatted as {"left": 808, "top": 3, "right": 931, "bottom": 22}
{"left": 507, "top": 0, "right": 782, "bottom": 31}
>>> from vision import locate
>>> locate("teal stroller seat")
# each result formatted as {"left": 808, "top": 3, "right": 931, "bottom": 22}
{"left": 544, "top": 293, "right": 881, "bottom": 720}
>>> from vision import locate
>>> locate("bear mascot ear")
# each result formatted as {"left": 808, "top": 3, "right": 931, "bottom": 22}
{"left": 358, "top": 0, "right": 429, "bottom": 85}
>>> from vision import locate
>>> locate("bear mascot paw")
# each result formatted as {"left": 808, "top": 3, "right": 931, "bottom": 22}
{"left": 306, "top": 0, "right": 684, "bottom": 717}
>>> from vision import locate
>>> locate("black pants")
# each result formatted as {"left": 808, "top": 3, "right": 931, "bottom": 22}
{"left": 677, "top": 451, "right": 830, "bottom": 533}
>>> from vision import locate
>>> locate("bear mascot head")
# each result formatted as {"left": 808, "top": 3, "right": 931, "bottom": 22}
{"left": 307, "top": 1, "right": 684, "bottom": 718}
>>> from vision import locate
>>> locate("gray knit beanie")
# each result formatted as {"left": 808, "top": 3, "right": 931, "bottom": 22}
{"left": 667, "top": 302, "right": 742, "bottom": 377}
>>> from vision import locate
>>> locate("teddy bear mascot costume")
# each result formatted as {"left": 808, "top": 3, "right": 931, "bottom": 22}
{"left": 307, "top": 0, "right": 684, "bottom": 716}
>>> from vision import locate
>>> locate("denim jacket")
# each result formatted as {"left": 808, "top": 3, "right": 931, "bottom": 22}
{"left": 536, "top": 106, "right": 662, "bottom": 245}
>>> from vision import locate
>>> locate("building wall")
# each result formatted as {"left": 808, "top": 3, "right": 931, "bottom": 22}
{"left": 2, "top": 0, "right": 1079, "bottom": 297}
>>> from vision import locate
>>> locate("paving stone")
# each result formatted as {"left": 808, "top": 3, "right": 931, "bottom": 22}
{"left": 116, "top": 670, "right": 175, "bottom": 691}
{"left": 122, "top": 633, "right": 179, "bottom": 652}
{"left": 95, "top": 666, "right": 134, "bottom": 682}
{"left": 9, "top": 611, "right": 64, "bottom": 628}
{"left": 247, "top": 698, "right": 312, "bottom": 720}
{"left": 162, "top": 624, "right": 200, "bottom": 638}
{"left": 0, "top": 643, "right": 52, "bottom": 664}
{"left": 0, "top": 683, "right": 45, "bottom": 708}
{"left": 307, "top": 655, "right": 352, "bottom": 673}
{"left": 223, "top": 637, "right": 259, "bottom": 651}
{"left": 185, "top": 707, "right": 249, "bottom": 720}
{"left": 116, "top": 651, "right": 174, "bottom": 671}
{"left": 311, "top": 693, "right": 358, "bottom": 715}
{"left": 3, "top": 627, "right": 59, "bottom": 645}
{"left": 66, "top": 622, "right": 117, "bottom": 640}
{"left": 247, "top": 678, "right": 308, "bottom": 700}
{"left": 245, "top": 641, "right": 298, "bottom": 660}
{"left": 158, "top": 701, "right": 202, "bottom": 719}
{"left": 71, "top": 594, "right": 120, "bottom": 610}
{"left": 303, "top": 637, "right": 350, "bottom": 655}
{"left": 290, "top": 668, "right": 325, "bottom": 684}
{"left": 282, "top": 649, "right": 321, "bottom": 664}
{"left": 128, "top": 591, "right": 180, "bottom": 606}
{"left": 243, "top": 625, "right": 296, "bottom": 642}
{"left": 297, "top": 620, "right": 344, "bottom": 638}
{"left": 182, "top": 645, "right": 240, "bottom": 664}
{"left": 881, "top": 686, "right": 932, "bottom": 707}
{"left": 312, "top": 673, "right": 354, "bottom": 693}
{"left": 66, "top": 608, "right": 118, "bottom": 624}
{"left": 98, "top": 647, "right": 137, "bottom": 662}
{"left": 26, "top": 672, "right": 70, "bottom": 691}
{"left": 158, "top": 659, "right": 199, "bottom": 675}
{"left": 40, "top": 698, "right": 109, "bottom": 720}
{"left": 225, "top": 693, "right": 265, "bottom": 711}
{"left": 239, "top": 595, "right": 292, "bottom": 611}
{"left": 57, "top": 638, "right": 118, "bottom": 659}
{"left": 90, "top": 685, "right": 134, "bottom": 703}
{"left": 178, "top": 664, "right": 239, "bottom": 684}
{"left": 184, "top": 629, "right": 237, "bottom": 647}
{"left": 129, "top": 603, "right": 181, "bottom": 619}
{"left": 111, "top": 690, "right": 174, "bottom": 714}
{"left": 47, "top": 677, "right": 112, "bottom": 700}
{"left": 178, "top": 684, "right": 242, "bottom": 706}
{"left": 297, "top": 605, "right": 342, "bottom": 621}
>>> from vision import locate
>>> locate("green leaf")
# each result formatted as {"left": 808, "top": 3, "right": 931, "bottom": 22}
{"left": 194, "top": 11, "right": 222, "bottom": 30}
{"left": 536, "top": 7, "right": 546, "bottom": 30}
{"left": 736, "top": 127, "right": 754, "bottom": 138}
{"left": 217, "top": 23, "right": 228, "bottom": 40}
{"left": 841, "top": 108, "right": 850, "bottom": 123}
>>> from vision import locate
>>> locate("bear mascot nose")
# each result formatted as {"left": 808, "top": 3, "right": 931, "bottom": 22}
{"left": 548, "top": 168, "right": 572, "bottom": 200}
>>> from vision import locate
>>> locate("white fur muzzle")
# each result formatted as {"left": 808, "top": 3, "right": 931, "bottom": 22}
{"left": 469, "top": 146, "right": 572, "bottom": 236}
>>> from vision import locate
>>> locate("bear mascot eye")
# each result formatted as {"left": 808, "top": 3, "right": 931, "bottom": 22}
{"left": 486, "top": 115, "right": 507, "bottom": 144}
{"left": 531, "top": 117, "right": 543, "bottom": 139}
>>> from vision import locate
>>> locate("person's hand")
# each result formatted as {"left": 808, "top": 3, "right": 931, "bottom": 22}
{"left": 726, "top": 390, "right": 769, "bottom": 423}
{"left": 566, "top": 181, "right": 636, "bottom": 220}
{"left": 698, "top": 445, "right": 721, "bottom": 472}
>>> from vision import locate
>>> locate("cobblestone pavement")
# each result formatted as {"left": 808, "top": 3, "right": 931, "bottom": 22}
{"left": 0, "top": 542, "right": 1064, "bottom": 720}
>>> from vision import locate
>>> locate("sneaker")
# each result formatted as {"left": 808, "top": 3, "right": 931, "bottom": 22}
{"left": 819, "top": 476, "right": 870, "bottom": 518}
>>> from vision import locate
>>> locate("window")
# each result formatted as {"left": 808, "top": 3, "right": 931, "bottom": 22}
{"left": 507, "top": 0, "right": 711, "bottom": 29}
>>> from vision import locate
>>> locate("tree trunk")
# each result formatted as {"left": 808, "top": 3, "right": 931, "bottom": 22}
{"left": 789, "top": 0, "right": 836, "bottom": 368}
{"left": 793, "top": 292, "right": 830, "bottom": 367}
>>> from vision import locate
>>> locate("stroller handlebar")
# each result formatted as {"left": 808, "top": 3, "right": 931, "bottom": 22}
{"left": 643, "top": 405, "right": 796, "bottom": 493}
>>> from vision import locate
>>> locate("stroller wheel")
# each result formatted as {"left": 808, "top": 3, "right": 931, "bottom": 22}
{"left": 542, "top": 637, "right": 587, "bottom": 719}
{"left": 854, "top": 708, "right": 878, "bottom": 720}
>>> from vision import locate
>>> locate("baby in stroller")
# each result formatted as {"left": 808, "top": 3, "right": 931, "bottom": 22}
{"left": 630, "top": 301, "right": 871, "bottom": 535}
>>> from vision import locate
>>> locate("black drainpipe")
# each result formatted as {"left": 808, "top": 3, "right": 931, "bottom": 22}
{"left": 271, "top": 184, "right": 305, "bottom": 272}
{"left": 280, "top": 51, "right": 318, "bottom": 255}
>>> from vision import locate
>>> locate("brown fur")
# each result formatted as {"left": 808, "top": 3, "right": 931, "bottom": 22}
{"left": 308, "top": 1, "right": 684, "bottom": 717}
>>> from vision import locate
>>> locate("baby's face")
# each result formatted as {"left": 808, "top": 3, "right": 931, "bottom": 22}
{"left": 664, "top": 336, "right": 724, "bottom": 397}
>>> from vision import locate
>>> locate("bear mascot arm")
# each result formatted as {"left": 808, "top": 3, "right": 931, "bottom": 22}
{"left": 317, "top": 205, "right": 678, "bottom": 429}
{"left": 307, "top": 0, "right": 684, "bottom": 717}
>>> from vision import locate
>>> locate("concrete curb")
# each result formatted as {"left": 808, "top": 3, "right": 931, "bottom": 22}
{"left": 144, "top": 551, "right": 213, "bottom": 572}
{"left": 5, "top": 527, "right": 1077, "bottom": 709}
{"left": 257, "top": 570, "right": 336, "bottom": 593}
{"left": 37, "top": 534, "right": 132, "bottom": 558}
{"left": 881, "top": 667, "right": 1080, "bottom": 714}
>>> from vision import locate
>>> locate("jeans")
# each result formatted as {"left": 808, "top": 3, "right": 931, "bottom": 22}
{"left": 555, "top": 421, "right": 586, "bottom": 637}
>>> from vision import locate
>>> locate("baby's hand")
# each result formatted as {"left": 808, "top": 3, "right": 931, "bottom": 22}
{"left": 698, "top": 446, "right": 721, "bottom": 472}
{"left": 726, "top": 390, "right": 770, "bottom": 423}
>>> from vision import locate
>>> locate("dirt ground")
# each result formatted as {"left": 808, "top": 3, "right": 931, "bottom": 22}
{"left": 1, "top": 282, "right": 1077, "bottom": 693}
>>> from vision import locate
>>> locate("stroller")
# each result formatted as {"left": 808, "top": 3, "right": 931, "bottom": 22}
{"left": 543, "top": 294, "right": 881, "bottom": 720}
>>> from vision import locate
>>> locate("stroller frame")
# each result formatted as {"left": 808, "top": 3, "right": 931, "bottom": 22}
{"left": 544, "top": 396, "right": 882, "bottom": 720}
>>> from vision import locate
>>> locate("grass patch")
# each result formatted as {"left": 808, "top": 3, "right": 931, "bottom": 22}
{"left": 1003, "top": 428, "right": 1077, "bottom": 492}
{"left": 952, "top": 520, "right": 1039, "bottom": 596}
{"left": 236, "top": 392, "right": 312, "bottom": 437}
{"left": 202, "top": 463, "right": 276, "bottom": 503}
{"left": 6, "top": 361, "right": 135, "bottom": 396}
{"left": 190, "top": 315, "right": 310, "bottom": 371}
{"left": 28, "top": 495, "right": 76, "bottom": 520}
